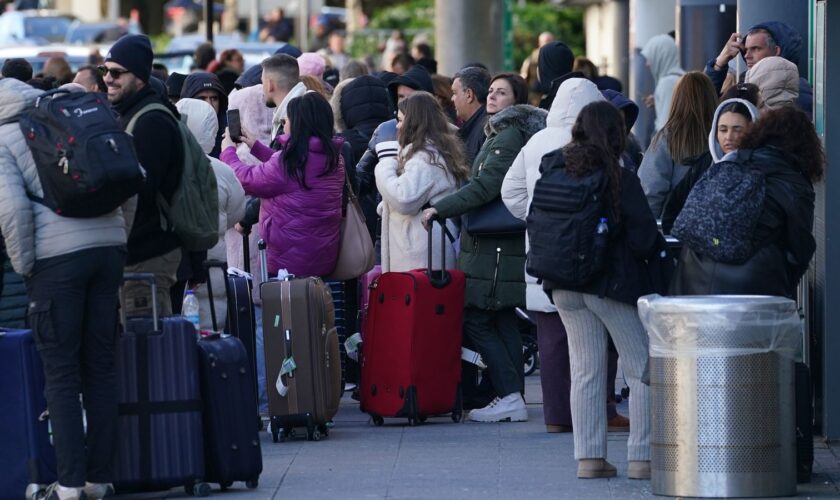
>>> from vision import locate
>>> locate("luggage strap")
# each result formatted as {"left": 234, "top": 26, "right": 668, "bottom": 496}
{"left": 278, "top": 282, "right": 299, "bottom": 414}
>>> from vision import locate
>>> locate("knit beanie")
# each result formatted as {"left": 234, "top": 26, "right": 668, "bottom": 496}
{"left": 298, "top": 53, "right": 326, "bottom": 78}
{"left": 105, "top": 34, "right": 153, "bottom": 82}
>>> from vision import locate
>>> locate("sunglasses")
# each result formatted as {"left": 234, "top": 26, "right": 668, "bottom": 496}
{"left": 97, "top": 65, "right": 131, "bottom": 79}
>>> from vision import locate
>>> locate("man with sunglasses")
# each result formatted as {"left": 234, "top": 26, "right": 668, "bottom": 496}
{"left": 102, "top": 34, "right": 185, "bottom": 319}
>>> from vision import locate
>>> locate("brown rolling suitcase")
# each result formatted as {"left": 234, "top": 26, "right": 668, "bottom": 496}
{"left": 258, "top": 240, "right": 342, "bottom": 443}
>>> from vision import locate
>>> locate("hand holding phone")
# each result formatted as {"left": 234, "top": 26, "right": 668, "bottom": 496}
{"left": 226, "top": 109, "right": 242, "bottom": 143}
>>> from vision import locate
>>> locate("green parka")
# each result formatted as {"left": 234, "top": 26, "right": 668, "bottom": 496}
{"left": 433, "top": 104, "right": 547, "bottom": 310}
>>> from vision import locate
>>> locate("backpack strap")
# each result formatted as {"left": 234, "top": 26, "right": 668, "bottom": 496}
{"left": 126, "top": 103, "right": 175, "bottom": 135}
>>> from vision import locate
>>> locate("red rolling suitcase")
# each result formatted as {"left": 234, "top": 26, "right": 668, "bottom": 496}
{"left": 360, "top": 221, "right": 464, "bottom": 425}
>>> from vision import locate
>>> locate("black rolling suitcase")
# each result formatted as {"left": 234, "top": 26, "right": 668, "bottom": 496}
{"left": 115, "top": 274, "right": 209, "bottom": 496}
{"left": 197, "top": 271, "right": 263, "bottom": 491}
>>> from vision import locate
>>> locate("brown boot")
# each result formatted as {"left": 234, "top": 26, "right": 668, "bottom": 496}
{"left": 628, "top": 460, "right": 651, "bottom": 479}
{"left": 545, "top": 424, "right": 572, "bottom": 433}
{"left": 577, "top": 459, "right": 617, "bottom": 479}
{"left": 607, "top": 413, "right": 630, "bottom": 432}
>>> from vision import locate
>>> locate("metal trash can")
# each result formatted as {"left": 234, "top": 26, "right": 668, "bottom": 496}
{"left": 638, "top": 295, "right": 801, "bottom": 498}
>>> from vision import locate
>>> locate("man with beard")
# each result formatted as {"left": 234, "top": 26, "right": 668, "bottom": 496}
{"left": 102, "top": 34, "right": 185, "bottom": 317}
{"left": 260, "top": 54, "right": 307, "bottom": 148}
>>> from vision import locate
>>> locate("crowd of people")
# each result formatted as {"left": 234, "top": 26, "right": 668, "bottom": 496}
{"left": 0, "top": 16, "right": 825, "bottom": 499}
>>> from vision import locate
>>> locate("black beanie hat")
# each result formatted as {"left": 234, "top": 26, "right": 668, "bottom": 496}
{"left": 105, "top": 34, "right": 153, "bottom": 82}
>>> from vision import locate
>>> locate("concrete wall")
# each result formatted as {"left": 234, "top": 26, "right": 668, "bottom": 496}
{"left": 583, "top": 0, "right": 629, "bottom": 89}
{"left": 435, "top": 0, "right": 504, "bottom": 75}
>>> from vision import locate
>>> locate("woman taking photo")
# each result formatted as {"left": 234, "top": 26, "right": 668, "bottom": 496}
{"left": 374, "top": 91, "right": 467, "bottom": 272}
{"left": 542, "top": 101, "right": 658, "bottom": 480}
{"left": 421, "top": 73, "right": 547, "bottom": 423}
{"left": 638, "top": 71, "right": 718, "bottom": 218}
{"left": 670, "top": 106, "right": 822, "bottom": 298}
{"left": 221, "top": 91, "right": 345, "bottom": 278}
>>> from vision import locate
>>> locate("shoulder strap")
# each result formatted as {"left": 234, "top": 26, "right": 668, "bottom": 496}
{"left": 126, "top": 103, "right": 175, "bottom": 135}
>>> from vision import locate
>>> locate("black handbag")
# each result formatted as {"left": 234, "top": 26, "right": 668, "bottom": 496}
{"left": 464, "top": 197, "right": 526, "bottom": 236}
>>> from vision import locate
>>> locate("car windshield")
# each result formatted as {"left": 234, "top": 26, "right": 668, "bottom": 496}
{"left": 25, "top": 17, "right": 71, "bottom": 43}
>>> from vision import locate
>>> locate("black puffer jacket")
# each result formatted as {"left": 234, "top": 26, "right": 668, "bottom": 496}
{"left": 542, "top": 152, "right": 661, "bottom": 306}
{"left": 670, "top": 147, "right": 815, "bottom": 298}
{"left": 337, "top": 75, "right": 392, "bottom": 166}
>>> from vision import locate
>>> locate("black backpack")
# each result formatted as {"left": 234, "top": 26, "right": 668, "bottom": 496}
{"left": 19, "top": 89, "right": 145, "bottom": 218}
{"left": 671, "top": 150, "right": 766, "bottom": 264}
{"left": 526, "top": 150, "right": 609, "bottom": 287}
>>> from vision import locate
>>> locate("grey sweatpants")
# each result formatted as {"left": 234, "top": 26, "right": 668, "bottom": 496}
{"left": 552, "top": 290, "right": 650, "bottom": 461}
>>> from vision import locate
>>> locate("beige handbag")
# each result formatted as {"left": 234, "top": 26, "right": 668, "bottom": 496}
{"left": 325, "top": 170, "right": 375, "bottom": 280}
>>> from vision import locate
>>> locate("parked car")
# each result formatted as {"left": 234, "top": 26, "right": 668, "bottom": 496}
{"left": 0, "top": 10, "right": 74, "bottom": 46}
{"left": 0, "top": 45, "right": 91, "bottom": 75}
{"left": 64, "top": 20, "right": 141, "bottom": 45}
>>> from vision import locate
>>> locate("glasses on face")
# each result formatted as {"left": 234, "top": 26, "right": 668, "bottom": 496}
{"left": 98, "top": 65, "right": 130, "bottom": 79}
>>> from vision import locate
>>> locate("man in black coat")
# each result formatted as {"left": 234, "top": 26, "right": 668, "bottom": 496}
{"left": 103, "top": 35, "right": 185, "bottom": 317}
{"left": 180, "top": 71, "right": 228, "bottom": 157}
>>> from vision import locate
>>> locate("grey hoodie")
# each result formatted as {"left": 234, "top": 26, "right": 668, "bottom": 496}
{"left": 641, "top": 34, "right": 685, "bottom": 132}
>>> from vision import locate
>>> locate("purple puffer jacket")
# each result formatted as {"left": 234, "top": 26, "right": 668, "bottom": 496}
{"left": 221, "top": 135, "right": 344, "bottom": 277}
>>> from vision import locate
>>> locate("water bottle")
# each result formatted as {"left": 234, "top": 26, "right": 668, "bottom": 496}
{"left": 182, "top": 290, "right": 201, "bottom": 335}
{"left": 593, "top": 217, "right": 609, "bottom": 267}
{"left": 596, "top": 217, "right": 609, "bottom": 235}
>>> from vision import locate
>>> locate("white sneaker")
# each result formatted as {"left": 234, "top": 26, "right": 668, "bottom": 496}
{"left": 83, "top": 483, "right": 114, "bottom": 500}
{"left": 468, "top": 392, "right": 528, "bottom": 422}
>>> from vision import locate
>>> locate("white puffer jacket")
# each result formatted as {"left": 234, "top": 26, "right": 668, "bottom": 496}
{"left": 501, "top": 78, "right": 605, "bottom": 312}
{"left": 0, "top": 78, "right": 129, "bottom": 277}
{"left": 375, "top": 143, "right": 459, "bottom": 273}
{"left": 176, "top": 98, "right": 246, "bottom": 330}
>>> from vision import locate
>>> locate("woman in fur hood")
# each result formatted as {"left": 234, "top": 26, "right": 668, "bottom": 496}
{"left": 374, "top": 91, "right": 468, "bottom": 273}
{"left": 421, "top": 73, "right": 548, "bottom": 423}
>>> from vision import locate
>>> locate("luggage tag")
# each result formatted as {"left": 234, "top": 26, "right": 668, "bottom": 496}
{"left": 344, "top": 333, "right": 363, "bottom": 362}
{"left": 276, "top": 356, "right": 297, "bottom": 397}
{"left": 461, "top": 347, "right": 487, "bottom": 369}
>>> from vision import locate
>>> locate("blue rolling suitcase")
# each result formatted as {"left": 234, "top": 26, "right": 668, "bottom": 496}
{"left": 0, "top": 328, "right": 57, "bottom": 500}
{"left": 114, "top": 274, "right": 210, "bottom": 497}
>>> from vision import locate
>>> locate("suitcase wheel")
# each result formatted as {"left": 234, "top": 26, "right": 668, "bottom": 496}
{"left": 308, "top": 428, "right": 321, "bottom": 441}
{"left": 452, "top": 410, "right": 463, "bottom": 423}
{"left": 418, "top": 416, "right": 427, "bottom": 423}
{"left": 219, "top": 481, "right": 233, "bottom": 491}
{"left": 185, "top": 481, "right": 211, "bottom": 497}
{"left": 318, "top": 423, "right": 330, "bottom": 437}
{"left": 371, "top": 414, "right": 384, "bottom": 426}
{"left": 246, "top": 478, "right": 259, "bottom": 489}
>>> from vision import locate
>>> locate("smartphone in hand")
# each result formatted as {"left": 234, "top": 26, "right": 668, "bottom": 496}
{"left": 226, "top": 109, "right": 242, "bottom": 143}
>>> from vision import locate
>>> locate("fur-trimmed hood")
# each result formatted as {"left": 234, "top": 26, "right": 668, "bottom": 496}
{"left": 484, "top": 104, "right": 547, "bottom": 138}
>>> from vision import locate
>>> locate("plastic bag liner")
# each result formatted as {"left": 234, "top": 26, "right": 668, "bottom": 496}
{"left": 637, "top": 294, "right": 801, "bottom": 360}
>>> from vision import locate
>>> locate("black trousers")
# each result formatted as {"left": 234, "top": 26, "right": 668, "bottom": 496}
{"left": 463, "top": 307, "right": 524, "bottom": 398}
{"left": 26, "top": 246, "right": 125, "bottom": 487}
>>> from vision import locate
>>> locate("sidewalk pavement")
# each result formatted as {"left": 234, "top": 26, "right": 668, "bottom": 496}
{"left": 118, "top": 373, "right": 840, "bottom": 499}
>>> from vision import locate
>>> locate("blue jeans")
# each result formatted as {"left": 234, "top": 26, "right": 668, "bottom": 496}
{"left": 254, "top": 305, "right": 268, "bottom": 414}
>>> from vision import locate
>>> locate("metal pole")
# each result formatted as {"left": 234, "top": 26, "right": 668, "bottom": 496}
{"left": 250, "top": 0, "right": 259, "bottom": 36}
{"left": 300, "top": 0, "right": 310, "bottom": 51}
{"left": 205, "top": 0, "right": 214, "bottom": 43}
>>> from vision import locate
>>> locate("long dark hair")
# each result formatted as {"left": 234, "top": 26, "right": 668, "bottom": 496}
{"left": 563, "top": 101, "right": 626, "bottom": 221}
{"left": 282, "top": 92, "right": 340, "bottom": 189}
{"left": 738, "top": 107, "right": 825, "bottom": 182}
{"left": 397, "top": 92, "right": 469, "bottom": 181}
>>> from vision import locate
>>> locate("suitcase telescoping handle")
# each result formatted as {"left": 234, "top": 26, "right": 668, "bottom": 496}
{"left": 258, "top": 239, "right": 268, "bottom": 284}
{"left": 241, "top": 226, "right": 251, "bottom": 275}
{"left": 202, "top": 259, "right": 234, "bottom": 333}
{"left": 121, "top": 272, "right": 159, "bottom": 327}
{"left": 426, "top": 216, "right": 456, "bottom": 288}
